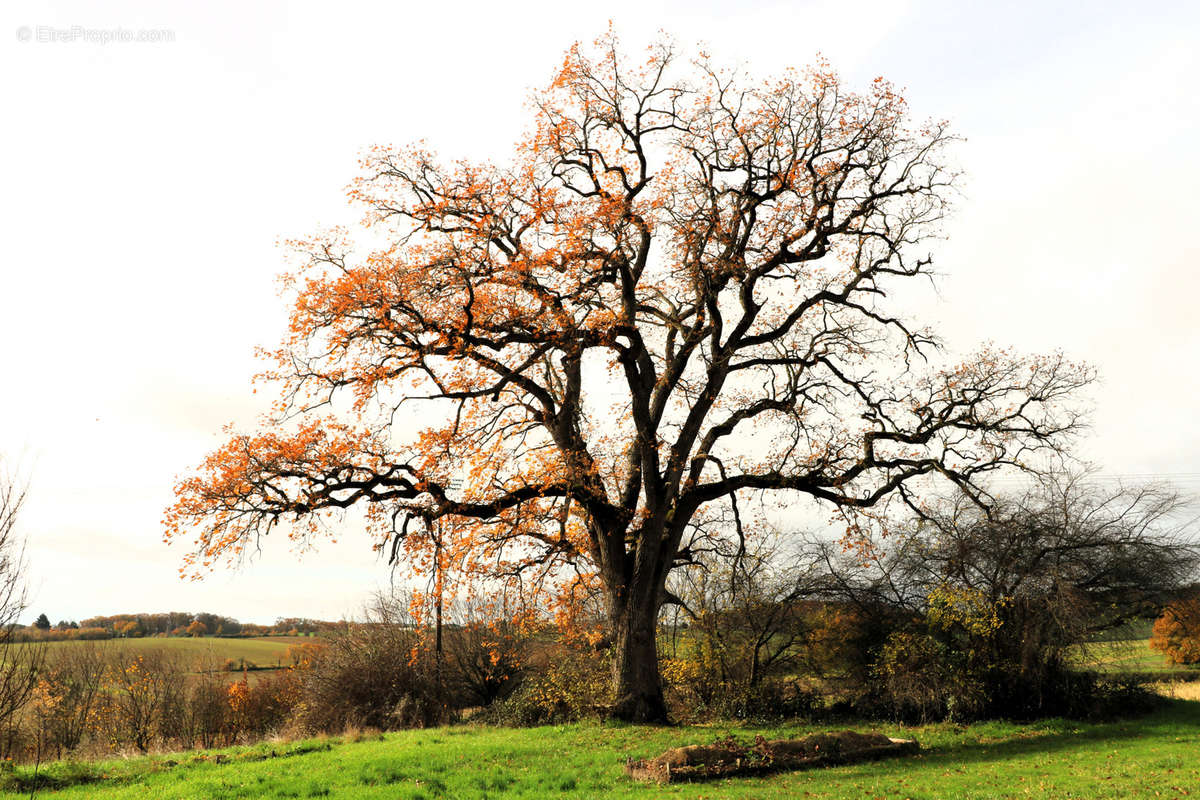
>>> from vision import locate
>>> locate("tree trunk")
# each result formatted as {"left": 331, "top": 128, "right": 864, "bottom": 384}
{"left": 609, "top": 595, "right": 669, "bottom": 723}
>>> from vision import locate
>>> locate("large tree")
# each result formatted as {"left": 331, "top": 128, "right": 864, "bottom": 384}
{"left": 167, "top": 33, "right": 1092, "bottom": 721}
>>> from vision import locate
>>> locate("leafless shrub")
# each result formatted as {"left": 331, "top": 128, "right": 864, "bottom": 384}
{"left": 663, "top": 529, "right": 827, "bottom": 717}
{"left": 291, "top": 595, "right": 446, "bottom": 732}
{"left": 0, "top": 458, "right": 42, "bottom": 758}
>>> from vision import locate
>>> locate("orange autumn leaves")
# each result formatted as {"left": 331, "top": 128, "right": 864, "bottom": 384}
{"left": 164, "top": 420, "right": 389, "bottom": 575}
{"left": 1151, "top": 594, "right": 1200, "bottom": 665}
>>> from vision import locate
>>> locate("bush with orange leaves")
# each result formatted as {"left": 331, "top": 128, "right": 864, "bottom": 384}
{"left": 225, "top": 670, "right": 299, "bottom": 743}
{"left": 27, "top": 643, "right": 105, "bottom": 758}
{"left": 286, "top": 641, "right": 327, "bottom": 670}
{"left": 1151, "top": 594, "right": 1200, "bottom": 665}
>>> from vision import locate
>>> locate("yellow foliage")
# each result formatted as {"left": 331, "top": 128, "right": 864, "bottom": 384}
{"left": 927, "top": 584, "right": 1005, "bottom": 638}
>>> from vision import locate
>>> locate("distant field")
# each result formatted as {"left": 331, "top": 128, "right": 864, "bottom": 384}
{"left": 1088, "top": 619, "right": 1154, "bottom": 643}
{"left": 17, "top": 633, "right": 1195, "bottom": 679}
{"left": 5, "top": 636, "right": 315, "bottom": 672}
{"left": 3, "top": 699, "right": 1199, "bottom": 798}
{"left": 1074, "top": 637, "right": 1200, "bottom": 676}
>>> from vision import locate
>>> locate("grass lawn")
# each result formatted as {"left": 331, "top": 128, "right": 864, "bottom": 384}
{"left": 4, "top": 700, "right": 1199, "bottom": 799}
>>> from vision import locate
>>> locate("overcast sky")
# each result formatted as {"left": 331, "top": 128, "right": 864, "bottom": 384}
{"left": 2, "top": 0, "right": 1198, "bottom": 624}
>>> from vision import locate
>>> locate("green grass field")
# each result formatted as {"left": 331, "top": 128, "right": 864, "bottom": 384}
{"left": 1074, "top": 638, "right": 1200, "bottom": 676}
{"left": 4, "top": 699, "right": 1199, "bottom": 799}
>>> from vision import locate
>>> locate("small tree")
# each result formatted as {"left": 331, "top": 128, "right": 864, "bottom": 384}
{"left": 35, "top": 642, "right": 105, "bottom": 756}
{"left": 186, "top": 620, "right": 208, "bottom": 638}
{"left": 1150, "top": 592, "right": 1200, "bottom": 664}
{"left": 93, "top": 652, "right": 185, "bottom": 752}
{"left": 33, "top": 613, "right": 50, "bottom": 631}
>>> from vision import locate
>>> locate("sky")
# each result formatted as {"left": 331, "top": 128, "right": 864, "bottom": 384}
{"left": 2, "top": 0, "right": 1198, "bottom": 624}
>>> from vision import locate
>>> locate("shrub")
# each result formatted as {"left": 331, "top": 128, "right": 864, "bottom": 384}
{"left": 291, "top": 600, "right": 447, "bottom": 733}
{"left": 1085, "top": 675, "right": 1162, "bottom": 719}
{"left": 483, "top": 645, "right": 609, "bottom": 726}
{"left": 227, "top": 671, "right": 299, "bottom": 742}
{"left": 32, "top": 643, "right": 105, "bottom": 757}
{"left": 661, "top": 531, "right": 844, "bottom": 721}
{"left": 89, "top": 651, "right": 185, "bottom": 752}
{"left": 74, "top": 628, "right": 110, "bottom": 641}
{"left": 180, "top": 678, "right": 229, "bottom": 749}
{"left": 443, "top": 619, "right": 527, "bottom": 707}
{"left": 821, "top": 474, "right": 1199, "bottom": 721}
{"left": 709, "top": 679, "right": 821, "bottom": 722}
{"left": 869, "top": 631, "right": 984, "bottom": 723}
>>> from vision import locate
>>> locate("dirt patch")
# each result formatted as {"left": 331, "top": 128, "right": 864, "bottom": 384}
{"left": 625, "top": 730, "right": 919, "bottom": 783}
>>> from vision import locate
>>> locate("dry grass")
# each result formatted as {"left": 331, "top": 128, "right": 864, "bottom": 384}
{"left": 1150, "top": 680, "right": 1200, "bottom": 701}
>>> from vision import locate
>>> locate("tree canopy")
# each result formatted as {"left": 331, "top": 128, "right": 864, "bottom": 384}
{"left": 167, "top": 32, "right": 1093, "bottom": 721}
